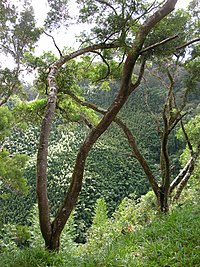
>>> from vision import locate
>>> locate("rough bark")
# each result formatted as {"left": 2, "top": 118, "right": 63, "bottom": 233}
{"left": 36, "top": 0, "right": 178, "bottom": 250}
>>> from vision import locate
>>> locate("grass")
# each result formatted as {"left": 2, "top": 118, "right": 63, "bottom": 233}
{"left": 1, "top": 201, "right": 199, "bottom": 267}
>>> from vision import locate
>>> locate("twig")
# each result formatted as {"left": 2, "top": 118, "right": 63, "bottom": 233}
{"left": 91, "top": 50, "right": 111, "bottom": 81}
{"left": 44, "top": 31, "right": 63, "bottom": 57}
{"left": 96, "top": 0, "right": 118, "bottom": 16}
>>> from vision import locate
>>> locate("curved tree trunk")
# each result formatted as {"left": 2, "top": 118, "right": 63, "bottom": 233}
{"left": 36, "top": 0, "right": 178, "bottom": 251}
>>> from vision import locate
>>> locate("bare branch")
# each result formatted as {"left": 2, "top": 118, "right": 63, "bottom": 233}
{"left": 144, "top": 90, "right": 161, "bottom": 136}
{"left": 169, "top": 158, "right": 192, "bottom": 193}
{"left": 44, "top": 31, "right": 63, "bottom": 57}
{"left": 176, "top": 37, "right": 200, "bottom": 51}
{"left": 80, "top": 112, "right": 94, "bottom": 129}
{"left": 96, "top": 0, "right": 118, "bottom": 16}
{"left": 168, "top": 112, "right": 186, "bottom": 133}
{"left": 140, "top": 35, "right": 178, "bottom": 54}
{"left": 129, "top": 56, "right": 147, "bottom": 93}
{"left": 173, "top": 143, "right": 200, "bottom": 201}
{"left": 91, "top": 51, "right": 111, "bottom": 81}
{"left": 180, "top": 119, "right": 193, "bottom": 153}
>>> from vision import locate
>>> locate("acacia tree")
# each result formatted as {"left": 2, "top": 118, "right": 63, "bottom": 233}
{"left": 36, "top": 0, "right": 179, "bottom": 251}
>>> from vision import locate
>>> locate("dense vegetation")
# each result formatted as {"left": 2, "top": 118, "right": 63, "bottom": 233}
{"left": 1, "top": 181, "right": 199, "bottom": 266}
{"left": 0, "top": 0, "right": 200, "bottom": 263}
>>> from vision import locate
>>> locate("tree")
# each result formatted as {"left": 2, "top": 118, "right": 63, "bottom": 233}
{"left": 36, "top": 0, "right": 179, "bottom": 250}
{"left": 68, "top": 10, "right": 200, "bottom": 213}
{"left": 0, "top": 0, "right": 41, "bottom": 106}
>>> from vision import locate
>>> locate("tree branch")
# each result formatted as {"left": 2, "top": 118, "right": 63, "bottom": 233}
{"left": 96, "top": 0, "right": 118, "bottom": 16}
{"left": 140, "top": 35, "right": 178, "bottom": 54}
{"left": 44, "top": 31, "right": 63, "bottom": 57}
{"left": 91, "top": 51, "right": 111, "bottom": 81}
{"left": 66, "top": 90, "right": 160, "bottom": 197}
{"left": 176, "top": 37, "right": 200, "bottom": 51}
{"left": 172, "top": 143, "right": 200, "bottom": 201}
{"left": 169, "top": 158, "right": 192, "bottom": 193}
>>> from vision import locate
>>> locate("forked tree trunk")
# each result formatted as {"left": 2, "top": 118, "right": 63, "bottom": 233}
{"left": 36, "top": 0, "right": 178, "bottom": 251}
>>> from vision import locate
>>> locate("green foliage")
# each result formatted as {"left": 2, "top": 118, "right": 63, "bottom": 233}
{"left": 177, "top": 113, "right": 200, "bottom": 163}
{"left": 0, "top": 106, "right": 13, "bottom": 141}
{"left": 44, "top": 0, "right": 70, "bottom": 31}
{"left": 27, "top": 204, "right": 43, "bottom": 248}
{"left": 185, "top": 54, "right": 200, "bottom": 94}
{"left": 12, "top": 98, "right": 47, "bottom": 125}
{"left": 0, "top": 247, "right": 67, "bottom": 267}
{"left": 176, "top": 114, "right": 200, "bottom": 183}
{"left": 85, "top": 198, "right": 110, "bottom": 252}
{"left": 144, "top": 9, "right": 191, "bottom": 58}
{"left": 0, "top": 223, "right": 30, "bottom": 252}
{"left": 113, "top": 191, "right": 157, "bottom": 231}
{"left": 0, "top": 1, "right": 42, "bottom": 105}
{"left": 80, "top": 187, "right": 200, "bottom": 267}
{"left": 23, "top": 51, "right": 58, "bottom": 93}
{"left": 76, "top": 55, "right": 123, "bottom": 84}
{"left": 0, "top": 68, "right": 21, "bottom": 104}
{"left": 77, "top": 0, "right": 152, "bottom": 44}
{"left": 0, "top": 149, "right": 29, "bottom": 196}
{"left": 180, "top": 114, "right": 200, "bottom": 145}
{"left": 0, "top": 1, "right": 41, "bottom": 61}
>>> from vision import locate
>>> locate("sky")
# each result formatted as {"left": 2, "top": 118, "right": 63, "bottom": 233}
{"left": 31, "top": 0, "right": 193, "bottom": 56}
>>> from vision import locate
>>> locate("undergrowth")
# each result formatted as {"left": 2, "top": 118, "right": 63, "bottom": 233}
{"left": 1, "top": 184, "right": 199, "bottom": 267}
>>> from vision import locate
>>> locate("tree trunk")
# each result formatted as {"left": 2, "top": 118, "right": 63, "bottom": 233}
{"left": 49, "top": 1, "right": 178, "bottom": 250}
{"left": 46, "top": 233, "right": 60, "bottom": 251}
{"left": 36, "top": 0, "right": 178, "bottom": 251}
{"left": 158, "top": 187, "right": 169, "bottom": 212}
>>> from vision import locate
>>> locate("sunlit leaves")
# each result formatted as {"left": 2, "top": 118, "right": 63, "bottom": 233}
{"left": 12, "top": 99, "right": 47, "bottom": 125}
